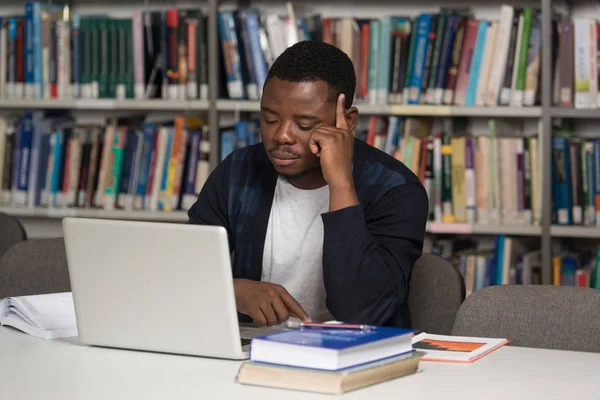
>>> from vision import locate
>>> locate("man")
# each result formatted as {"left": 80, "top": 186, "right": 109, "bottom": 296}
{"left": 188, "top": 41, "right": 428, "bottom": 328}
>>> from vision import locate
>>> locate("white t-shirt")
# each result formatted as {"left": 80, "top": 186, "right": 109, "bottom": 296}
{"left": 261, "top": 176, "right": 334, "bottom": 323}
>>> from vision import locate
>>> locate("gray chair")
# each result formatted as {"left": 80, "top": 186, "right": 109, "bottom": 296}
{"left": 452, "top": 285, "right": 600, "bottom": 353}
{"left": 0, "top": 237, "right": 70, "bottom": 298}
{"left": 408, "top": 253, "right": 465, "bottom": 335}
{"left": 0, "top": 212, "right": 27, "bottom": 262}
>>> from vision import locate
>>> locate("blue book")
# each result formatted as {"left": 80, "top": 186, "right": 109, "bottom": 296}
{"left": 24, "top": 3, "right": 34, "bottom": 98}
{"left": 218, "top": 11, "right": 245, "bottom": 99}
{"left": 552, "top": 136, "right": 572, "bottom": 225}
{"left": 408, "top": 14, "right": 432, "bottom": 104}
{"left": 234, "top": 121, "right": 249, "bottom": 149}
{"left": 134, "top": 123, "right": 155, "bottom": 209}
{"left": 33, "top": 3, "right": 42, "bottom": 99}
{"left": 250, "top": 326, "right": 414, "bottom": 371}
{"left": 244, "top": 11, "right": 267, "bottom": 97}
{"left": 220, "top": 130, "right": 235, "bottom": 161}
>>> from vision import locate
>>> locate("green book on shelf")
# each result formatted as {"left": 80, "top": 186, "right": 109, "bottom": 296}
{"left": 403, "top": 16, "right": 419, "bottom": 104}
{"left": 515, "top": 8, "right": 533, "bottom": 97}
{"left": 105, "top": 18, "right": 116, "bottom": 99}
{"left": 124, "top": 19, "right": 135, "bottom": 99}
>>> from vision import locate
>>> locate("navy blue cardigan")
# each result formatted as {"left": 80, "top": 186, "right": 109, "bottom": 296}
{"left": 188, "top": 138, "right": 429, "bottom": 328}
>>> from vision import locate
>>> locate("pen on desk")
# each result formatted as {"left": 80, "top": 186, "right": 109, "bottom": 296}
{"left": 284, "top": 320, "right": 375, "bottom": 330}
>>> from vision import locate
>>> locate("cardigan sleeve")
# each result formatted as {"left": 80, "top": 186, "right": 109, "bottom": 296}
{"left": 187, "top": 155, "right": 232, "bottom": 246}
{"left": 320, "top": 182, "right": 428, "bottom": 326}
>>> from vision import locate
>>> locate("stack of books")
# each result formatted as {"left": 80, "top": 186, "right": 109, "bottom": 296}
{"left": 236, "top": 325, "right": 423, "bottom": 394}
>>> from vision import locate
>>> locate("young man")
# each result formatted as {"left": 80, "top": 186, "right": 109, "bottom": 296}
{"left": 188, "top": 41, "right": 428, "bottom": 328}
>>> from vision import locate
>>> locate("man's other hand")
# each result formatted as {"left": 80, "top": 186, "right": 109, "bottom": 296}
{"left": 233, "top": 279, "right": 312, "bottom": 326}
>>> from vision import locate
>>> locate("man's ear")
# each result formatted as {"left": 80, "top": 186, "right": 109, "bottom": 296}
{"left": 346, "top": 107, "right": 359, "bottom": 134}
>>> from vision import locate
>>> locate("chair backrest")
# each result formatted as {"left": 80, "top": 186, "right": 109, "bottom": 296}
{"left": 408, "top": 253, "right": 465, "bottom": 335}
{"left": 0, "top": 237, "right": 70, "bottom": 298}
{"left": 452, "top": 285, "right": 600, "bottom": 353}
{"left": 0, "top": 212, "right": 27, "bottom": 262}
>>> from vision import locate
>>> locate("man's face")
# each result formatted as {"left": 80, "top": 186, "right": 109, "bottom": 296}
{"left": 260, "top": 78, "right": 336, "bottom": 181}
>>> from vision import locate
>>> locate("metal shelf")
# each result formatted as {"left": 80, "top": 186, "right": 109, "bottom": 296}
{"left": 550, "top": 107, "right": 600, "bottom": 119}
{"left": 550, "top": 225, "right": 600, "bottom": 239}
{"left": 217, "top": 100, "right": 542, "bottom": 117}
{"left": 427, "top": 222, "right": 542, "bottom": 236}
{"left": 0, "top": 207, "right": 189, "bottom": 222}
{"left": 0, "top": 99, "right": 210, "bottom": 111}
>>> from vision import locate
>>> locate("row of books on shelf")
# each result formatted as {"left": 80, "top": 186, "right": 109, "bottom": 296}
{"left": 218, "top": 4, "right": 543, "bottom": 107}
{"left": 552, "top": 128, "right": 600, "bottom": 226}
{"left": 433, "top": 236, "right": 600, "bottom": 296}
{"left": 2, "top": 110, "right": 600, "bottom": 229}
{"left": 0, "top": 3, "right": 208, "bottom": 101}
{"left": 0, "top": 2, "right": 596, "bottom": 110}
{"left": 356, "top": 116, "right": 543, "bottom": 226}
{"left": 0, "top": 113, "right": 214, "bottom": 212}
{"left": 218, "top": 3, "right": 600, "bottom": 110}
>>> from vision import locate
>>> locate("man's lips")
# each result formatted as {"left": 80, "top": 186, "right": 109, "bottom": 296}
{"left": 271, "top": 151, "right": 299, "bottom": 166}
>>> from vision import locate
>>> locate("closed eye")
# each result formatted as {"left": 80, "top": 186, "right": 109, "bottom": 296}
{"left": 298, "top": 125, "right": 315, "bottom": 131}
{"left": 264, "top": 119, "right": 279, "bottom": 124}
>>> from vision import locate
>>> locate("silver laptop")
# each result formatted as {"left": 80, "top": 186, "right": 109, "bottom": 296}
{"left": 62, "top": 217, "right": 282, "bottom": 360}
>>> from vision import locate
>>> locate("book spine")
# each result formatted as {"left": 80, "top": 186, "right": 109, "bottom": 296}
{"left": 378, "top": 17, "right": 392, "bottom": 104}
{"left": 513, "top": 7, "right": 533, "bottom": 107}
{"left": 26, "top": 113, "right": 42, "bottom": 207}
{"left": 441, "top": 133, "right": 454, "bottom": 223}
{"left": 465, "top": 21, "right": 488, "bottom": 106}
{"left": 583, "top": 141, "right": 595, "bottom": 226}
{"left": 486, "top": 5, "right": 514, "bottom": 106}
{"left": 165, "top": 9, "right": 178, "bottom": 100}
{"left": 402, "top": 17, "right": 418, "bottom": 104}
{"left": 434, "top": 14, "right": 457, "bottom": 104}
{"left": 133, "top": 11, "right": 145, "bottom": 99}
{"left": 524, "top": 10, "right": 541, "bottom": 106}
{"left": 367, "top": 19, "right": 380, "bottom": 104}
{"left": 453, "top": 19, "right": 479, "bottom": 105}
{"left": 186, "top": 14, "right": 198, "bottom": 100}
{"left": 419, "top": 14, "right": 438, "bottom": 104}
{"left": 465, "top": 137, "right": 476, "bottom": 224}
{"left": 236, "top": 11, "right": 258, "bottom": 101}
{"left": 16, "top": 18, "right": 24, "bottom": 99}
{"left": 33, "top": 4, "right": 42, "bottom": 99}
{"left": 408, "top": 14, "right": 432, "bottom": 105}
{"left": 443, "top": 18, "right": 466, "bottom": 105}
{"left": 589, "top": 20, "right": 598, "bottom": 109}
{"left": 49, "top": 17, "right": 57, "bottom": 99}
{"left": 559, "top": 22, "right": 574, "bottom": 107}
{"left": 523, "top": 138, "right": 532, "bottom": 224}
{"left": 24, "top": 3, "right": 34, "bottom": 99}
{"left": 499, "top": 10, "right": 521, "bottom": 105}
{"left": 427, "top": 10, "right": 447, "bottom": 104}
{"left": 553, "top": 136, "right": 572, "bottom": 225}
{"left": 574, "top": 18, "right": 591, "bottom": 109}
{"left": 218, "top": 11, "right": 244, "bottom": 100}
{"left": 569, "top": 138, "right": 583, "bottom": 225}
{"left": 515, "top": 138, "right": 525, "bottom": 222}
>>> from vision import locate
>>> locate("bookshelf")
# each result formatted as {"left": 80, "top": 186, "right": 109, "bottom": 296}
{"left": 1, "top": 0, "right": 600, "bottom": 289}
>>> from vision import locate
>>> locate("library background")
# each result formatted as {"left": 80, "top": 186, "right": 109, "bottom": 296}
{"left": 0, "top": 0, "right": 599, "bottom": 295}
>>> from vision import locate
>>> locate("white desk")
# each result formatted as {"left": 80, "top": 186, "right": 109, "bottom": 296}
{"left": 2, "top": 327, "right": 599, "bottom": 400}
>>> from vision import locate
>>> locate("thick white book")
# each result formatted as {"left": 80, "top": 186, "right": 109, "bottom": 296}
{"left": 0, "top": 292, "right": 78, "bottom": 340}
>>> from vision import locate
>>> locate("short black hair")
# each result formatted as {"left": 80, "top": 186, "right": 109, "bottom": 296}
{"left": 265, "top": 41, "right": 356, "bottom": 108}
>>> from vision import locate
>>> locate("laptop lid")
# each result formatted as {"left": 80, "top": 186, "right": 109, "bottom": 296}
{"left": 62, "top": 217, "right": 246, "bottom": 359}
